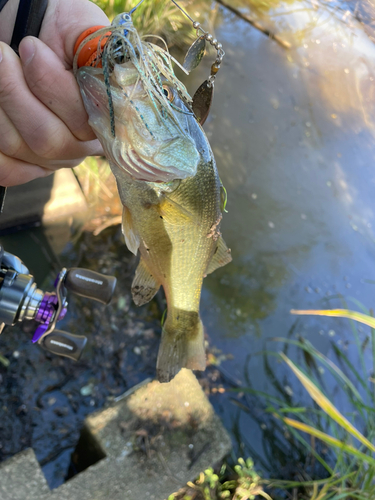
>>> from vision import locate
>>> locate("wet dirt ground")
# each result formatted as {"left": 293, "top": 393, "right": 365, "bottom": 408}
{"left": 0, "top": 224, "right": 160, "bottom": 488}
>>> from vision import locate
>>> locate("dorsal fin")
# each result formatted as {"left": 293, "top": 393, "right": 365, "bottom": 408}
{"left": 131, "top": 257, "right": 161, "bottom": 306}
{"left": 205, "top": 235, "right": 232, "bottom": 275}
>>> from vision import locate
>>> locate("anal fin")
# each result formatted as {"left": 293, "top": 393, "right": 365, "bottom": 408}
{"left": 132, "top": 257, "right": 161, "bottom": 306}
{"left": 205, "top": 235, "right": 232, "bottom": 275}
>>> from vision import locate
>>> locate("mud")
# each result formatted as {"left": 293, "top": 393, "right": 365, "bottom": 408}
{"left": 0, "top": 225, "right": 161, "bottom": 488}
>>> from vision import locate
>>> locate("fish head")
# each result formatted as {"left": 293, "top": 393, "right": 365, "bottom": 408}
{"left": 77, "top": 55, "right": 208, "bottom": 183}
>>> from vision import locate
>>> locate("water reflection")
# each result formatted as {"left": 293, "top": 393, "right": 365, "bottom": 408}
{"left": 205, "top": 256, "right": 288, "bottom": 336}
{"left": 184, "top": 0, "right": 375, "bottom": 477}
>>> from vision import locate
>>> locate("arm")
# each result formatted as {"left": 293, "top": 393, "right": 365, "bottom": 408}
{"left": 0, "top": 0, "right": 110, "bottom": 186}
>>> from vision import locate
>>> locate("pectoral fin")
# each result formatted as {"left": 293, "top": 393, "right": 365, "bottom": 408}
{"left": 155, "top": 195, "right": 197, "bottom": 226}
{"left": 122, "top": 206, "right": 140, "bottom": 255}
{"left": 205, "top": 235, "right": 232, "bottom": 275}
{"left": 132, "top": 257, "right": 161, "bottom": 306}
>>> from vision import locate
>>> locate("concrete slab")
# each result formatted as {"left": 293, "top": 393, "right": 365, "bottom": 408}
{"left": 0, "top": 169, "right": 88, "bottom": 233}
{"left": 0, "top": 370, "right": 232, "bottom": 500}
{"left": 0, "top": 448, "right": 50, "bottom": 500}
{"left": 42, "top": 169, "right": 88, "bottom": 223}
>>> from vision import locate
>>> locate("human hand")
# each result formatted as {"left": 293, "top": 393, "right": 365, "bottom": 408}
{"left": 0, "top": 0, "right": 110, "bottom": 186}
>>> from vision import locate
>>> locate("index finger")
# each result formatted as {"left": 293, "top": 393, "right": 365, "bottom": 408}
{"left": 19, "top": 36, "right": 96, "bottom": 142}
{"left": 0, "top": 42, "right": 99, "bottom": 160}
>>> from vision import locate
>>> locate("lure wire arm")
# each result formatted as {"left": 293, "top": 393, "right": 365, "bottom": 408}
{"left": 130, "top": 0, "right": 146, "bottom": 14}
{"left": 73, "top": 0, "right": 225, "bottom": 130}
{"left": 169, "top": 0, "right": 225, "bottom": 86}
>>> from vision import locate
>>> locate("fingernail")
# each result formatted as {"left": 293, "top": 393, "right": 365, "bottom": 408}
{"left": 19, "top": 37, "right": 35, "bottom": 65}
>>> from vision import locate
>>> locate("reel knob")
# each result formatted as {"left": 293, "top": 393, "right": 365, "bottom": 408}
{"left": 40, "top": 330, "right": 87, "bottom": 361}
{"left": 64, "top": 268, "right": 117, "bottom": 305}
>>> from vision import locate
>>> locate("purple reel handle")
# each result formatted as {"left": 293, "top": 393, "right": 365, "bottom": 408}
{"left": 32, "top": 323, "right": 49, "bottom": 343}
{"left": 32, "top": 267, "right": 116, "bottom": 360}
{"left": 32, "top": 288, "right": 67, "bottom": 343}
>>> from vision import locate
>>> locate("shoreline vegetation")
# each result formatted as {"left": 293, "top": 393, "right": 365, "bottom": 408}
{"left": 168, "top": 306, "right": 375, "bottom": 500}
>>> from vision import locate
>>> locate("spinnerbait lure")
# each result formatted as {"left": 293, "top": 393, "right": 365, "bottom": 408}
{"left": 73, "top": 0, "right": 225, "bottom": 128}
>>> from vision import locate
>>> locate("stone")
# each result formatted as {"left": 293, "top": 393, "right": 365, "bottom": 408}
{"left": 0, "top": 370, "right": 232, "bottom": 500}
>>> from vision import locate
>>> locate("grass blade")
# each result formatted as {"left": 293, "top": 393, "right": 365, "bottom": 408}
{"left": 281, "top": 353, "right": 375, "bottom": 454}
{"left": 290, "top": 308, "right": 375, "bottom": 329}
{"left": 331, "top": 343, "right": 370, "bottom": 394}
{"left": 282, "top": 417, "right": 375, "bottom": 467}
{"left": 0, "top": 354, "right": 9, "bottom": 367}
{"left": 272, "top": 337, "right": 362, "bottom": 401}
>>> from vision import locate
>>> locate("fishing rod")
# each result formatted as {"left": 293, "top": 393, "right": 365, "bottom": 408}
{"left": 0, "top": 245, "right": 116, "bottom": 361}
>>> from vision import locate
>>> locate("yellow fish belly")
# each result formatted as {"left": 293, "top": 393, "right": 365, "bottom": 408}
{"left": 114, "top": 157, "right": 231, "bottom": 382}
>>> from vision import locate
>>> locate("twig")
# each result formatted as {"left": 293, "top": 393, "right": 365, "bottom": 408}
{"left": 157, "top": 450, "right": 182, "bottom": 485}
{"left": 93, "top": 215, "right": 122, "bottom": 236}
{"left": 215, "top": 0, "right": 291, "bottom": 49}
{"left": 113, "top": 377, "right": 152, "bottom": 402}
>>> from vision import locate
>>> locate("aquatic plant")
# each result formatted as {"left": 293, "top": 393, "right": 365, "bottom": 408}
{"left": 270, "top": 307, "right": 375, "bottom": 499}
{"left": 210, "top": 302, "right": 375, "bottom": 499}
{"left": 239, "top": 308, "right": 374, "bottom": 499}
{"left": 168, "top": 458, "right": 273, "bottom": 499}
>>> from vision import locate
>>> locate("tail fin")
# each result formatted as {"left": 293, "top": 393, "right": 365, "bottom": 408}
{"left": 156, "top": 311, "right": 206, "bottom": 383}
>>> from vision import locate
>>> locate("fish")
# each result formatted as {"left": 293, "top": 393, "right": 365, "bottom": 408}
{"left": 75, "top": 12, "right": 231, "bottom": 382}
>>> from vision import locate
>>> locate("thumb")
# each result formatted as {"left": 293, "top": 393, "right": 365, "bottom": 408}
{"left": 38, "top": 0, "right": 110, "bottom": 66}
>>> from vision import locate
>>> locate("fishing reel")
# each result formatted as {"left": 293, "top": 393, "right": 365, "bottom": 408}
{"left": 0, "top": 245, "right": 117, "bottom": 361}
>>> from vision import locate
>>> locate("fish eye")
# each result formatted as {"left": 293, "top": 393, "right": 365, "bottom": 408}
{"left": 162, "top": 84, "right": 174, "bottom": 103}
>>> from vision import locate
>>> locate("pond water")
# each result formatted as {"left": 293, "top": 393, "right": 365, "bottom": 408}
{"left": 1, "top": 0, "right": 375, "bottom": 489}
{"left": 190, "top": 0, "right": 375, "bottom": 475}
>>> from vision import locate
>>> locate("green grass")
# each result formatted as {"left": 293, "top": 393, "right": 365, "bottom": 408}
{"left": 272, "top": 308, "right": 375, "bottom": 499}
{"left": 202, "top": 304, "right": 375, "bottom": 499}
{"left": 90, "top": 0, "right": 202, "bottom": 46}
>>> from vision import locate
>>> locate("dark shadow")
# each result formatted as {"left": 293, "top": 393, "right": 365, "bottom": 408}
{"left": 0, "top": 176, "right": 54, "bottom": 234}
{"left": 67, "top": 425, "right": 107, "bottom": 477}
